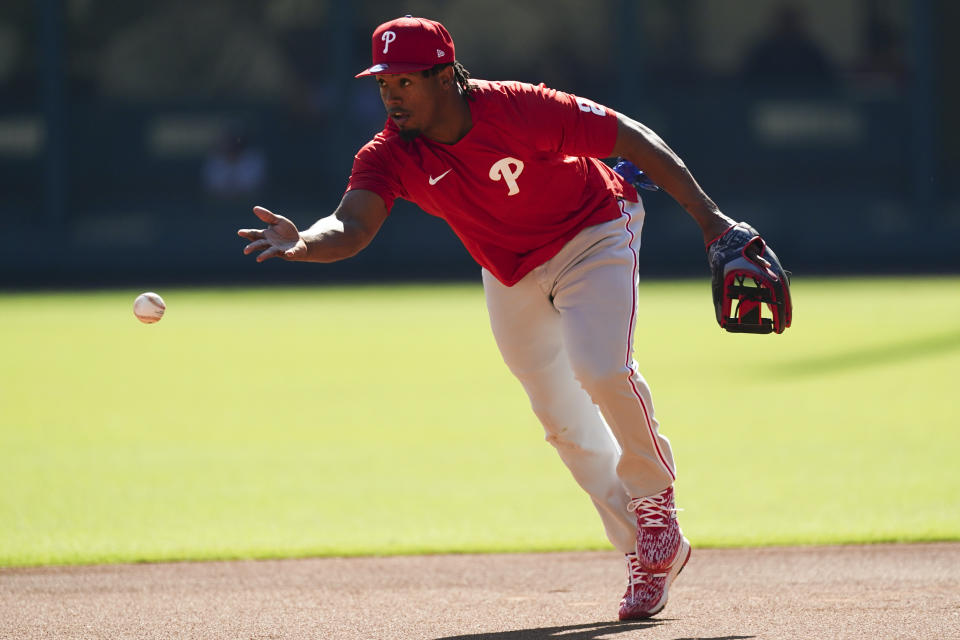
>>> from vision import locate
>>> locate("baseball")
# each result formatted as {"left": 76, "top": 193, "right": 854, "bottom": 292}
{"left": 133, "top": 292, "right": 165, "bottom": 324}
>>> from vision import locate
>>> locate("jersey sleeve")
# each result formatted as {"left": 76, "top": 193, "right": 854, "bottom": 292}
{"left": 345, "top": 135, "right": 403, "bottom": 213}
{"left": 511, "top": 82, "right": 619, "bottom": 159}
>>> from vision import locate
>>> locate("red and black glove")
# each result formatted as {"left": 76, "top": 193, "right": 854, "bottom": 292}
{"left": 707, "top": 222, "right": 793, "bottom": 334}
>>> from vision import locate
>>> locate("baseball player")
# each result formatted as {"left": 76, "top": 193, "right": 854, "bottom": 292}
{"left": 239, "top": 16, "right": 791, "bottom": 620}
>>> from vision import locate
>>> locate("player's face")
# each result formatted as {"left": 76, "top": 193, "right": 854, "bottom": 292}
{"left": 376, "top": 72, "right": 445, "bottom": 141}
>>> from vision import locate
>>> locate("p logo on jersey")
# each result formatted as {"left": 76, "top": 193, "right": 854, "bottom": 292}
{"left": 490, "top": 157, "right": 525, "bottom": 196}
{"left": 356, "top": 16, "right": 456, "bottom": 77}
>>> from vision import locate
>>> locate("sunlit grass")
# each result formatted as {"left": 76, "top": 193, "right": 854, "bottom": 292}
{"left": 1, "top": 277, "right": 957, "bottom": 566}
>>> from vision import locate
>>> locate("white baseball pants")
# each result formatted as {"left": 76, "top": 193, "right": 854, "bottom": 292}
{"left": 482, "top": 199, "right": 676, "bottom": 554}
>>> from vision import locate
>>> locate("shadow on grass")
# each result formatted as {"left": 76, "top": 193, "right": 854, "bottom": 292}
{"left": 769, "top": 329, "right": 960, "bottom": 378}
{"left": 432, "top": 620, "right": 755, "bottom": 639}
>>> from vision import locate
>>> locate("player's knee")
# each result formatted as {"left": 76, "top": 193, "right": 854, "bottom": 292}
{"left": 572, "top": 362, "right": 632, "bottom": 400}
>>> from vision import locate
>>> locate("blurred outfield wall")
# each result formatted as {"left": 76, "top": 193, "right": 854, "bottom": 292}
{"left": 1, "top": 0, "right": 957, "bottom": 288}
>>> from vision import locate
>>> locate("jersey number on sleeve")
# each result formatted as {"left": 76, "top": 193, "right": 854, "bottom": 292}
{"left": 576, "top": 97, "right": 606, "bottom": 116}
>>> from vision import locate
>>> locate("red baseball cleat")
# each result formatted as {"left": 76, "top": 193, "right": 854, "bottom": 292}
{"left": 629, "top": 486, "right": 684, "bottom": 573}
{"left": 618, "top": 538, "right": 691, "bottom": 620}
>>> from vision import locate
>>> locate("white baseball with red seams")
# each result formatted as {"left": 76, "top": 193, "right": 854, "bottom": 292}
{"left": 133, "top": 292, "right": 165, "bottom": 324}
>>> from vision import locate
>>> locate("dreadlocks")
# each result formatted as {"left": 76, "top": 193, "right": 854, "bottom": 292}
{"left": 423, "top": 61, "right": 477, "bottom": 98}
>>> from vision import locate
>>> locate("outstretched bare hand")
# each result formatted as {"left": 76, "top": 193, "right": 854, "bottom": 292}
{"left": 237, "top": 206, "right": 308, "bottom": 262}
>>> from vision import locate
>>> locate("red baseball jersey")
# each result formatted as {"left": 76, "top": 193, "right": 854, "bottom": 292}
{"left": 346, "top": 79, "right": 638, "bottom": 286}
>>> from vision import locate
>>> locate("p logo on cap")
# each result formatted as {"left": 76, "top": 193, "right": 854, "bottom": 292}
{"left": 356, "top": 16, "right": 456, "bottom": 77}
{"left": 381, "top": 31, "right": 396, "bottom": 54}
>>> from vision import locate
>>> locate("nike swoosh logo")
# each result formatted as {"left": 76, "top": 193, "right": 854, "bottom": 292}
{"left": 428, "top": 169, "right": 452, "bottom": 185}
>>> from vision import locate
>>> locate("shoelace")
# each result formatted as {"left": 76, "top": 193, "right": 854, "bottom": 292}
{"left": 625, "top": 553, "right": 647, "bottom": 588}
{"left": 627, "top": 492, "right": 682, "bottom": 529}
{"left": 624, "top": 553, "right": 666, "bottom": 595}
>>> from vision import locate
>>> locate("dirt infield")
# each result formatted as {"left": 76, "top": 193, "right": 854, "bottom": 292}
{"left": 1, "top": 543, "right": 957, "bottom": 639}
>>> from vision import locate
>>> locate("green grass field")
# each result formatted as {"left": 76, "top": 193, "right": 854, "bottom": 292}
{"left": 1, "top": 277, "right": 958, "bottom": 567}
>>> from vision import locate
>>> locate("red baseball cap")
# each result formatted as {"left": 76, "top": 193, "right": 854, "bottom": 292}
{"left": 355, "top": 16, "right": 455, "bottom": 78}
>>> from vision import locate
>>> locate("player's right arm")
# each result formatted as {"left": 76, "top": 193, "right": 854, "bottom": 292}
{"left": 238, "top": 189, "right": 389, "bottom": 263}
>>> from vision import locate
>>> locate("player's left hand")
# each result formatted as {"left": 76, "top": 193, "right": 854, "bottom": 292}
{"left": 238, "top": 206, "right": 308, "bottom": 262}
{"left": 707, "top": 222, "right": 792, "bottom": 334}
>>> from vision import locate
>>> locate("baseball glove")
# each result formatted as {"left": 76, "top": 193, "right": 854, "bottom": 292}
{"left": 707, "top": 222, "right": 792, "bottom": 334}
